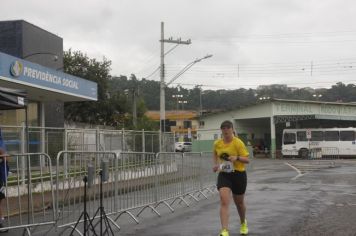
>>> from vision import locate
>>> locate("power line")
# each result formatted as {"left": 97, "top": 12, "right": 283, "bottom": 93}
{"left": 163, "top": 59, "right": 356, "bottom": 78}
{"left": 172, "top": 78, "right": 356, "bottom": 90}
{"left": 143, "top": 66, "right": 160, "bottom": 79}
{"left": 194, "top": 30, "right": 356, "bottom": 41}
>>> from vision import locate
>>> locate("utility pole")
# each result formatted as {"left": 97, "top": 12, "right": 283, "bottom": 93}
{"left": 159, "top": 22, "right": 191, "bottom": 133}
{"left": 198, "top": 85, "right": 203, "bottom": 117}
{"left": 132, "top": 87, "right": 137, "bottom": 128}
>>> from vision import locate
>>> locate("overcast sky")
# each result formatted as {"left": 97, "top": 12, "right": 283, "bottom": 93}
{"left": 2, "top": 0, "right": 356, "bottom": 90}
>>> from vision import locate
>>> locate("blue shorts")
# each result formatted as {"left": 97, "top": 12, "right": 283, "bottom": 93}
{"left": 217, "top": 171, "right": 247, "bottom": 195}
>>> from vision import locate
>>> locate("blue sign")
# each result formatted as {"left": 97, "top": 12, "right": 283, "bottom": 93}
{"left": 0, "top": 128, "right": 5, "bottom": 151}
{"left": 0, "top": 52, "right": 97, "bottom": 101}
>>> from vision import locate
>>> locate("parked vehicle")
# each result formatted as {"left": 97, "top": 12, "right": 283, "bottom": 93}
{"left": 282, "top": 127, "right": 356, "bottom": 158}
{"left": 175, "top": 142, "right": 192, "bottom": 152}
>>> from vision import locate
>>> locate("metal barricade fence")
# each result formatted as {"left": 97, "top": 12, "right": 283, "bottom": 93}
{"left": 154, "top": 152, "right": 183, "bottom": 204}
{"left": 182, "top": 152, "right": 204, "bottom": 196}
{"left": 0, "top": 125, "right": 176, "bottom": 159}
{"left": 115, "top": 152, "right": 157, "bottom": 214}
{"left": 309, "top": 147, "right": 339, "bottom": 160}
{"left": 200, "top": 152, "right": 217, "bottom": 190}
{"left": 2, "top": 153, "right": 55, "bottom": 235}
{"left": 309, "top": 148, "right": 322, "bottom": 159}
{"left": 115, "top": 152, "right": 217, "bottom": 222}
{"left": 55, "top": 151, "right": 120, "bottom": 232}
{"left": 52, "top": 151, "right": 218, "bottom": 234}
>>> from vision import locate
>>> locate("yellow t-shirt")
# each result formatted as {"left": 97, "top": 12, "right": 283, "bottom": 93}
{"left": 213, "top": 137, "right": 249, "bottom": 172}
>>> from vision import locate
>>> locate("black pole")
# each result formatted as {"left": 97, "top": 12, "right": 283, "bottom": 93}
{"left": 100, "top": 170, "right": 103, "bottom": 236}
{"left": 83, "top": 176, "right": 87, "bottom": 236}
{"left": 69, "top": 175, "right": 97, "bottom": 236}
{"left": 89, "top": 168, "right": 114, "bottom": 236}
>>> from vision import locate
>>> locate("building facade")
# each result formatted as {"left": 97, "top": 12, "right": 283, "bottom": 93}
{"left": 0, "top": 20, "right": 67, "bottom": 127}
{"left": 198, "top": 99, "right": 356, "bottom": 157}
{"left": 145, "top": 110, "right": 200, "bottom": 141}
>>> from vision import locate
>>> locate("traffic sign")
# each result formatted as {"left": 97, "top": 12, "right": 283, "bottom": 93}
{"left": 306, "top": 129, "right": 311, "bottom": 139}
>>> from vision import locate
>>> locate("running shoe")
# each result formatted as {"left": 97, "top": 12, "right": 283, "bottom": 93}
{"left": 240, "top": 219, "right": 248, "bottom": 235}
{"left": 219, "top": 228, "right": 229, "bottom": 236}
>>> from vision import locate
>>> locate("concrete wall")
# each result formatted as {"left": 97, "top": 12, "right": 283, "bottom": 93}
{"left": 0, "top": 21, "right": 22, "bottom": 56}
{"left": 192, "top": 140, "right": 214, "bottom": 152}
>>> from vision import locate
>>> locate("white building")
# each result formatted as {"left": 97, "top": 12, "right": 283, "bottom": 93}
{"left": 198, "top": 99, "right": 356, "bottom": 158}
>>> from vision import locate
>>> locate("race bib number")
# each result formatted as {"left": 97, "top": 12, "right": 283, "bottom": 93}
{"left": 220, "top": 161, "right": 234, "bottom": 173}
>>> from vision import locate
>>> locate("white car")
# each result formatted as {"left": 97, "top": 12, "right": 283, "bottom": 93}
{"left": 174, "top": 142, "right": 192, "bottom": 152}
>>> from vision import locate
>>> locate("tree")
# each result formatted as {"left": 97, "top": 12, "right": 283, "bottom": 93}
{"left": 63, "top": 49, "right": 117, "bottom": 125}
{"left": 108, "top": 75, "right": 159, "bottom": 130}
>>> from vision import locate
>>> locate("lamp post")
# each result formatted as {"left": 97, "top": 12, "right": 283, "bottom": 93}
{"left": 160, "top": 54, "right": 213, "bottom": 133}
{"left": 198, "top": 85, "right": 204, "bottom": 117}
{"left": 172, "top": 94, "right": 183, "bottom": 110}
{"left": 313, "top": 94, "right": 322, "bottom": 100}
{"left": 259, "top": 96, "right": 270, "bottom": 101}
{"left": 23, "top": 52, "right": 59, "bottom": 61}
{"left": 178, "top": 100, "right": 188, "bottom": 110}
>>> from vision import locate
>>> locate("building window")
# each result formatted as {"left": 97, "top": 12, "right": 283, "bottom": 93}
{"left": 340, "top": 131, "right": 355, "bottom": 141}
{"left": 199, "top": 120, "right": 205, "bottom": 128}
{"left": 324, "top": 131, "right": 339, "bottom": 141}
{"left": 0, "top": 102, "right": 38, "bottom": 126}
{"left": 311, "top": 131, "right": 323, "bottom": 141}
{"left": 183, "top": 120, "right": 192, "bottom": 129}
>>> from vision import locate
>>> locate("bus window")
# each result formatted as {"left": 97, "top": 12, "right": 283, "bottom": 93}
{"left": 283, "top": 132, "right": 296, "bottom": 145}
{"left": 340, "top": 131, "right": 355, "bottom": 141}
{"left": 311, "top": 131, "right": 323, "bottom": 141}
{"left": 324, "top": 131, "right": 339, "bottom": 141}
{"left": 297, "top": 131, "right": 307, "bottom": 141}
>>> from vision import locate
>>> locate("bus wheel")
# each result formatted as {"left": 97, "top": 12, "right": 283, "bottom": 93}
{"left": 299, "top": 149, "right": 309, "bottom": 159}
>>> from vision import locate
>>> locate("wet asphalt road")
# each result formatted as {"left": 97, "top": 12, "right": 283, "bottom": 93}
{"left": 116, "top": 158, "right": 356, "bottom": 236}
{"left": 15, "top": 158, "right": 356, "bottom": 236}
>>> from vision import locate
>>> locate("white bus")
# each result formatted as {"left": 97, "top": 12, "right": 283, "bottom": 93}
{"left": 282, "top": 128, "right": 356, "bottom": 158}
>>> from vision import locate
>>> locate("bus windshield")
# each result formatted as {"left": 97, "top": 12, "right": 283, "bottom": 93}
{"left": 283, "top": 132, "right": 296, "bottom": 145}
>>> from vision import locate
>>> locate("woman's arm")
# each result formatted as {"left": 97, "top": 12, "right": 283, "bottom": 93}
{"left": 229, "top": 155, "right": 249, "bottom": 164}
{"left": 212, "top": 151, "right": 220, "bottom": 172}
{"left": 0, "top": 149, "right": 9, "bottom": 162}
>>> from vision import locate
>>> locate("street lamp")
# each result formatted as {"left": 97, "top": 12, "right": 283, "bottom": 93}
{"left": 178, "top": 100, "right": 188, "bottom": 110}
{"left": 313, "top": 94, "right": 322, "bottom": 100}
{"left": 172, "top": 94, "right": 183, "bottom": 110}
{"left": 160, "top": 54, "right": 213, "bottom": 132}
{"left": 23, "top": 52, "right": 59, "bottom": 61}
{"left": 259, "top": 96, "right": 270, "bottom": 101}
{"left": 166, "top": 54, "right": 213, "bottom": 86}
{"left": 197, "top": 85, "right": 204, "bottom": 117}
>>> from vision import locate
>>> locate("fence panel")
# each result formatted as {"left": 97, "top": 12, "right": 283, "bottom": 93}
{"left": 0, "top": 125, "right": 175, "bottom": 156}
{"left": 200, "top": 152, "right": 217, "bottom": 189}
{"left": 55, "top": 151, "right": 118, "bottom": 229}
{"left": 0, "top": 126, "right": 23, "bottom": 154}
{"left": 155, "top": 152, "right": 183, "bottom": 201}
{"left": 116, "top": 152, "right": 157, "bottom": 211}
{"left": 1, "top": 153, "right": 55, "bottom": 233}
{"left": 182, "top": 152, "right": 203, "bottom": 194}
{"left": 319, "top": 147, "right": 339, "bottom": 160}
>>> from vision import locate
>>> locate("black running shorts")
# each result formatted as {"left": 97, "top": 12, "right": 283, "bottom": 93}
{"left": 217, "top": 171, "right": 247, "bottom": 195}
